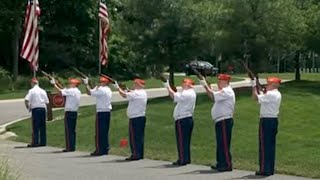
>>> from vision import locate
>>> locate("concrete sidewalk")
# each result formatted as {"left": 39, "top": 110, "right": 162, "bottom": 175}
{"left": 0, "top": 140, "right": 313, "bottom": 180}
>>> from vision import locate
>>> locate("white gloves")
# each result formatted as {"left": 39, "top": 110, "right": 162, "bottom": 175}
{"left": 113, "top": 81, "right": 120, "bottom": 90}
{"left": 251, "top": 78, "right": 257, "bottom": 87}
{"left": 50, "top": 78, "right": 56, "bottom": 85}
{"left": 162, "top": 79, "right": 169, "bottom": 88}
{"left": 82, "top": 77, "right": 89, "bottom": 85}
{"left": 199, "top": 79, "right": 207, "bottom": 87}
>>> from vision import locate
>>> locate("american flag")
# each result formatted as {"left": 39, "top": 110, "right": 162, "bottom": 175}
{"left": 99, "top": 0, "right": 110, "bottom": 66}
{"left": 20, "top": 0, "right": 41, "bottom": 71}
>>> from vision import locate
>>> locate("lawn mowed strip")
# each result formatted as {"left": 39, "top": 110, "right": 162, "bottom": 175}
{"left": 0, "top": 75, "right": 242, "bottom": 100}
{"left": 7, "top": 80, "right": 320, "bottom": 178}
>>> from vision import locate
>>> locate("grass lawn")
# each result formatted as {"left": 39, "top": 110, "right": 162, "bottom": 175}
{"left": 6, "top": 80, "right": 320, "bottom": 178}
{"left": 0, "top": 76, "right": 243, "bottom": 100}
{"left": 236, "top": 72, "right": 320, "bottom": 81}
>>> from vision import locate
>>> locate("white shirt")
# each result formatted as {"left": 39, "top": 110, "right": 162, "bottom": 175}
{"left": 126, "top": 89, "right": 147, "bottom": 118}
{"left": 61, "top": 87, "right": 81, "bottom": 112}
{"left": 173, "top": 89, "right": 196, "bottom": 120}
{"left": 90, "top": 86, "right": 112, "bottom": 112}
{"left": 25, "top": 85, "right": 49, "bottom": 109}
{"left": 258, "top": 89, "right": 282, "bottom": 118}
{"left": 211, "top": 86, "right": 235, "bottom": 122}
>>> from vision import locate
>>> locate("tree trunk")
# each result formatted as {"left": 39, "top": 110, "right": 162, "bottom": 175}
{"left": 169, "top": 63, "right": 175, "bottom": 86}
{"left": 295, "top": 51, "right": 301, "bottom": 81}
{"left": 12, "top": 16, "right": 20, "bottom": 81}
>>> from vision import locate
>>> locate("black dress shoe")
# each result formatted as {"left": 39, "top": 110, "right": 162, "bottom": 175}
{"left": 211, "top": 165, "right": 217, "bottom": 170}
{"left": 27, "top": 144, "right": 39, "bottom": 147}
{"left": 255, "top": 171, "right": 273, "bottom": 176}
{"left": 211, "top": 165, "right": 232, "bottom": 172}
{"left": 39, "top": 144, "right": 46, "bottom": 147}
{"left": 90, "top": 151, "right": 107, "bottom": 156}
{"left": 125, "top": 157, "right": 140, "bottom": 161}
{"left": 172, "top": 161, "right": 187, "bottom": 166}
{"left": 62, "top": 149, "right": 75, "bottom": 152}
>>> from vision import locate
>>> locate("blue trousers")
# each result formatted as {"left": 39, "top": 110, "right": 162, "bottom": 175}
{"left": 64, "top": 111, "right": 77, "bottom": 151}
{"left": 95, "top": 112, "right": 111, "bottom": 154}
{"left": 31, "top": 108, "right": 46, "bottom": 146}
{"left": 129, "top": 116, "right": 146, "bottom": 159}
{"left": 215, "top": 118, "right": 233, "bottom": 170}
{"left": 175, "top": 117, "right": 194, "bottom": 164}
{"left": 259, "top": 118, "right": 278, "bottom": 174}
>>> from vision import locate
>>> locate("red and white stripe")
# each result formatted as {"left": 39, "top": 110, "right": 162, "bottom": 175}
{"left": 99, "top": 0, "right": 110, "bottom": 66}
{"left": 21, "top": 0, "right": 40, "bottom": 71}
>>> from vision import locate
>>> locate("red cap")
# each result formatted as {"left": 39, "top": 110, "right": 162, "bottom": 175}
{"left": 218, "top": 74, "right": 231, "bottom": 81}
{"left": 100, "top": 76, "right": 111, "bottom": 83}
{"left": 267, "top": 77, "right": 281, "bottom": 84}
{"left": 31, "top": 78, "right": 38, "bottom": 83}
{"left": 183, "top": 78, "right": 195, "bottom": 86}
{"left": 134, "top": 78, "right": 145, "bottom": 86}
{"left": 69, "top": 78, "right": 81, "bottom": 85}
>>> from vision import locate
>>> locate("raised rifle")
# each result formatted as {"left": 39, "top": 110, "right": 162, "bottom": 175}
{"left": 71, "top": 67, "right": 94, "bottom": 88}
{"left": 190, "top": 66, "right": 210, "bottom": 87}
{"left": 240, "top": 60, "right": 266, "bottom": 94}
{"left": 157, "top": 74, "right": 177, "bottom": 92}
{"left": 40, "top": 69, "right": 64, "bottom": 89}
{"left": 100, "top": 74, "right": 129, "bottom": 91}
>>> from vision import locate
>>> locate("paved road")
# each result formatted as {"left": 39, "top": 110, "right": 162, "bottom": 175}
{"left": 1, "top": 78, "right": 312, "bottom": 180}
{"left": 0, "top": 140, "right": 313, "bottom": 180}
{"left": 0, "top": 79, "right": 253, "bottom": 126}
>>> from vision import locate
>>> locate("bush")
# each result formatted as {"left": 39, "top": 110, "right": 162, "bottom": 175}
{"left": 0, "top": 67, "right": 9, "bottom": 78}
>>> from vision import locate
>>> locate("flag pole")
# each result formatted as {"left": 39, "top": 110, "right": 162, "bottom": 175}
{"left": 33, "top": 0, "right": 37, "bottom": 78}
{"left": 98, "top": 0, "right": 101, "bottom": 74}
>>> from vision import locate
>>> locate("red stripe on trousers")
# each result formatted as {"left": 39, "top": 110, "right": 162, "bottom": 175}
{"left": 130, "top": 120, "right": 137, "bottom": 158}
{"left": 96, "top": 113, "right": 100, "bottom": 152}
{"left": 177, "top": 121, "right": 184, "bottom": 162}
{"left": 31, "top": 113, "right": 34, "bottom": 145}
{"left": 259, "top": 122, "right": 265, "bottom": 173}
{"left": 64, "top": 112, "right": 70, "bottom": 150}
{"left": 222, "top": 120, "right": 231, "bottom": 168}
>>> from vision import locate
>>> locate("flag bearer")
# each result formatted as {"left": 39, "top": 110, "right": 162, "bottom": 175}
{"left": 82, "top": 76, "right": 112, "bottom": 156}
{"left": 115, "top": 79, "right": 147, "bottom": 161}
{"left": 163, "top": 78, "right": 196, "bottom": 166}
{"left": 200, "top": 74, "right": 235, "bottom": 172}
{"left": 51, "top": 78, "right": 81, "bottom": 152}
{"left": 251, "top": 77, "right": 282, "bottom": 176}
{"left": 24, "top": 78, "right": 49, "bottom": 147}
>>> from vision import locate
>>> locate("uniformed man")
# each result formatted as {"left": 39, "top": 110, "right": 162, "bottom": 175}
{"left": 24, "top": 78, "right": 49, "bottom": 147}
{"left": 82, "top": 76, "right": 112, "bottom": 156}
{"left": 200, "top": 74, "right": 235, "bottom": 172}
{"left": 163, "top": 78, "right": 196, "bottom": 166}
{"left": 51, "top": 78, "right": 81, "bottom": 152}
{"left": 114, "top": 78, "right": 147, "bottom": 161}
{"left": 251, "top": 76, "right": 282, "bottom": 176}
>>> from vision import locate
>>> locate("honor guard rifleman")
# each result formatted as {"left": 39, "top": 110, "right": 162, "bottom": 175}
{"left": 251, "top": 77, "right": 282, "bottom": 176}
{"left": 115, "top": 79, "right": 147, "bottom": 161}
{"left": 200, "top": 74, "right": 235, "bottom": 172}
{"left": 51, "top": 78, "right": 81, "bottom": 152}
{"left": 163, "top": 78, "right": 196, "bottom": 166}
{"left": 82, "top": 76, "right": 112, "bottom": 156}
{"left": 24, "top": 78, "right": 49, "bottom": 147}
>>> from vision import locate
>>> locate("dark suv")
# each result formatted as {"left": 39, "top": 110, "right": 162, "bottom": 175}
{"left": 185, "top": 60, "right": 219, "bottom": 76}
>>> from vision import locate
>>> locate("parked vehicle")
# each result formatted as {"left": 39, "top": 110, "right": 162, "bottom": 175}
{"left": 185, "top": 60, "right": 219, "bottom": 76}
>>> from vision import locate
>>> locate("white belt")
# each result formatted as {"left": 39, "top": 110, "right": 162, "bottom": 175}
{"left": 215, "top": 115, "right": 233, "bottom": 122}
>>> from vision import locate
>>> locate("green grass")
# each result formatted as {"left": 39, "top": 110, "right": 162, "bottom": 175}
{"left": 236, "top": 73, "right": 320, "bottom": 81}
{"left": 0, "top": 157, "right": 19, "bottom": 180}
{"left": 0, "top": 76, "right": 243, "bottom": 100}
{"left": 7, "top": 80, "right": 320, "bottom": 178}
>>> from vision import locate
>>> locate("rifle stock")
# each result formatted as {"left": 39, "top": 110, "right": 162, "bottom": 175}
{"left": 100, "top": 74, "right": 129, "bottom": 91}
{"left": 158, "top": 74, "right": 177, "bottom": 92}
{"left": 40, "top": 70, "right": 64, "bottom": 89}
{"left": 240, "top": 60, "right": 266, "bottom": 94}
{"left": 190, "top": 66, "right": 210, "bottom": 85}
{"left": 72, "top": 67, "right": 93, "bottom": 88}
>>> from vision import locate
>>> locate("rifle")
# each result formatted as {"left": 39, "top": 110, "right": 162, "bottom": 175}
{"left": 40, "top": 69, "right": 64, "bottom": 89}
{"left": 190, "top": 66, "right": 210, "bottom": 87}
{"left": 100, "top": 74, "right": 129, "bottom": 91}
{"left": 157, "top": 74, "right": 177, "bottom": 92}
{"left": 72, "top": 67, "right": 93, "bottom": 88}
{"left": 240, "top": 60, "right": 266, "bottom": 94}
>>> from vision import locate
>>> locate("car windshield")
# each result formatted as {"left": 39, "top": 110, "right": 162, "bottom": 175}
{"left": 197, "top": 61, "right": 212, "bottom": 67}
